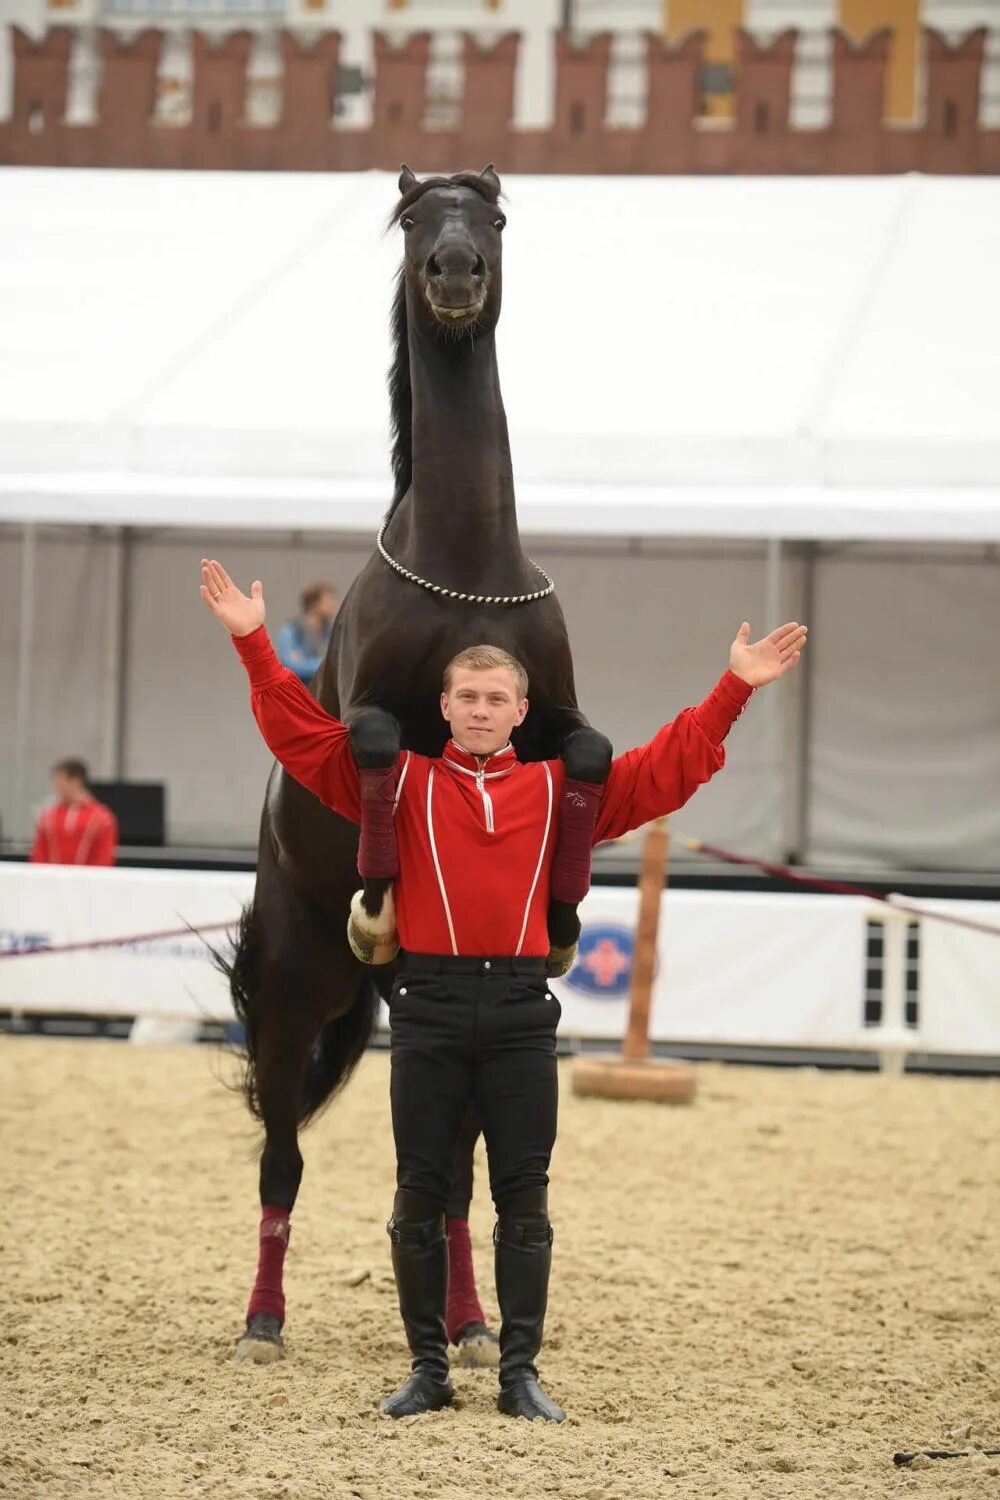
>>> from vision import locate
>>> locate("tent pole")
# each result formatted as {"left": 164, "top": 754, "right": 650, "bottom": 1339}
{"left": 101, "top": 527, "right": 125, "bottom": 778}
{"left": 764, "top": 537, "right": 783, "bottom": 858}
{"left": 782, "top": 542, "right": 815, "bottom": 863}
{"left": 765, "top": 536, "right": 782, "bottom": 632}
{"left": 13, "top": 523, "right": 38, "bottom": 843}
{"left": 114, "top": 528, "right": 133, "bottom": 779}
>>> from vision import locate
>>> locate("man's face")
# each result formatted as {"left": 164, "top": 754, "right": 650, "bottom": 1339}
{"left": 51, "top": 771, "right": 82, "bottom": 803}
{"left": 440, "top": 666, "right": 528, "bottom": 756}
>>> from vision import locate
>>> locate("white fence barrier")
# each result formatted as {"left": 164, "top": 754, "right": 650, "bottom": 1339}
{"left": 548, "top": 887, "right": 872, "bottom": 1048}
{"left": 0, "top": 865, "right": 252, "bottom": 1021}
{"left": 915, "top": 899, "right": 1000, "bottom": 1056}
{"left": 1, "top": 864, "right": 998, "bottom": 1056}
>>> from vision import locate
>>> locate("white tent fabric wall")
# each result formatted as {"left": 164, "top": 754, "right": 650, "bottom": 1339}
{"left": 809, "top": 551, "right": 1000, "bottom": 870}
{"left": 0, "top": 528, "right": 111, "bottom": 844}
{"left": 0, "top": 530, "right": 780, "bottom": 851}
{"left": 1, "top": 528, "right": 998, "bottom": 870}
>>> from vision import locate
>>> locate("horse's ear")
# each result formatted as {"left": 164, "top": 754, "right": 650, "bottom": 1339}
{"left": 398, "top": 164, "right": 418, "bottom": 196}
{"left": 480, "top": 163, "right": 501, "bottom": 193}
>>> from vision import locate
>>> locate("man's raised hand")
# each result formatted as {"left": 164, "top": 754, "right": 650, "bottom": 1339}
{"left": 200, "top": 558, "right": 266, "bottom": 638}
{"left": 730, "top": 621, "right": 807, "bottom": 688}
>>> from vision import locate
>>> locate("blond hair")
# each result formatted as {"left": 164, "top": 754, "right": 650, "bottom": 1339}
{"left": 443, "top": 644, "right": 528, "bottom": 700}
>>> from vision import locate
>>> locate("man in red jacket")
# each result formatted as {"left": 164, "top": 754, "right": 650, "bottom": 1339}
{"left": 200, "top": 557, "right": 806, "bottom": 1423}
{"left": 30, "top": 758, "right": 118, "bottom": 867}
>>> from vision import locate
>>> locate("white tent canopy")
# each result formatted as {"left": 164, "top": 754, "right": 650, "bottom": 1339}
{"left": 1, "top": 168, "right": 999, "bottom": 541}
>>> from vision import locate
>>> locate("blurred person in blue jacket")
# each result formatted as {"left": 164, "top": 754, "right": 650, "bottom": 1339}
{"left": 275, "top": 580, "right": 339, "bottom": 683}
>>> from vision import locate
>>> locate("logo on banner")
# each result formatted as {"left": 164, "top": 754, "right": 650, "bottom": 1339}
{"left": 565, "top": 924, "right": 635, "bottom": 998}
{"left": 0, "top": 930, "right": 52, "bottom": 955}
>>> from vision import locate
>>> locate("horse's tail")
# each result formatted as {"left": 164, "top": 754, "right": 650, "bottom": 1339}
{"left": 212, "top": 901, "right": 266, "bottom": 1120}
{"left": 212, "top": 900, "right": 380, "bottom": 1127}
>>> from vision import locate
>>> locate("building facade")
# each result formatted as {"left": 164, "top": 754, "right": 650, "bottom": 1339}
{"left": 1, "top": 0, "right": 998, "bottom": 170}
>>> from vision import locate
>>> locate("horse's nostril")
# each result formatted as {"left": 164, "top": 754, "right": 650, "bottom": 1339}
{"left": 472, "top": 254, "right": 486, "bottom": 279}
{"left": 427, "top": 254, "right": 443, "bottom": 279}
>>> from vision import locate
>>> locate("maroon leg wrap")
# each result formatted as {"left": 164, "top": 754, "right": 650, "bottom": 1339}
{"left": 550, "top": 777, "right": 603, "bottom": 904}
{"left": 358, "top": 766, "right": 399, "bottom": 880}
{"left": 446, "top": 1217, "right": 487, "bottom": 1342}
{"left": 246, "top": 1205, "right": 291, "bottom": 1324}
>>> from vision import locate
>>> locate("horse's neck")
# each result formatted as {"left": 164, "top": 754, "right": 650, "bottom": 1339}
{"left": 391, "top": 324, "right": 529, "bottom": 591}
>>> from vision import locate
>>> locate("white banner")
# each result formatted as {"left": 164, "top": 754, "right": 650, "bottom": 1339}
{"left": 0, "top": 864, "right": 252, "bottom": 1020}
{"left": 912, "top": 899, "right": 1000, "bottom": 1056}
{"left": 3, "top": 865, "right": 997, "bottom": 1055}
{"left": 549, "top": 887, "right": 872, "bottom": 1049}
{"left": 0, "top": 864, "right": 870, "bottom": 1048}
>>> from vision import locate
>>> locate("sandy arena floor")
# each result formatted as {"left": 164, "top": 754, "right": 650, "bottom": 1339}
{"left": 1, "top": 1038, "right": 998, "bottom": 1500}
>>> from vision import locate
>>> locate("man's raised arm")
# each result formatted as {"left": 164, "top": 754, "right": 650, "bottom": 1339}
{"left": 200, "top": 558, "right": 362, "bottom": 823}
{"left": 594, "top": 621, "right": 807, "bottom": 843}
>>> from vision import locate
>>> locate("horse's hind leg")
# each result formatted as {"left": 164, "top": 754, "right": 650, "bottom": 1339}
{"left": 234, "top": 991, "right": 315, "bottom": 1364}
{"left": 446, "top": 1102, "right": 500, "bottom": 1368}
{"left": 232, "top": 874, "right": 369, "bottom": 1365}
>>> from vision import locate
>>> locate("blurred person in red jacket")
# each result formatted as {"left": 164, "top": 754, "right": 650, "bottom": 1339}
{"left": 30, "top": 758, "right": 118, "bottom": 867}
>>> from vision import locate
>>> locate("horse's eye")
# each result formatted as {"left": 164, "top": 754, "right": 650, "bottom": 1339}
{"left": 494, "top": 218, "right": 506, "bottom": 231}
{"left": 401, "top": 216, "right": 415, "bottom": 232}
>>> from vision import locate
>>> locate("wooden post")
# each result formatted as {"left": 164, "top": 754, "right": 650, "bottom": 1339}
{"left": 572, "top": 816, "right": 696, "bottom": 1105}
{"left": 622, "top": 817, "right": 668, "bottom": 1062}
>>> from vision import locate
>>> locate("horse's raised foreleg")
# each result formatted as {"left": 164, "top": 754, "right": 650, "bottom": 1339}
{"left": 547, "top": 725, "right": 613, "bottom": 975}
{"left": 346, "top": 706, "right": 402, "bottom": 964}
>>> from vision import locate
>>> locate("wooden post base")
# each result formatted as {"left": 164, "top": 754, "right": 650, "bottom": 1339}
{"left": 571, "top": 1054, "right": 697, "bottom": 1105}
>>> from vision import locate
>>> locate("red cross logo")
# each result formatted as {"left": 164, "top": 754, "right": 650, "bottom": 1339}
{"left": 581, "top": 937, "right": 631, "bottom": 989}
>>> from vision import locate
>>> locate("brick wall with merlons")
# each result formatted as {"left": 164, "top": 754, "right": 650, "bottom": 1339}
{"left": 2, "top": 25, "right": 997, "bottom": 174}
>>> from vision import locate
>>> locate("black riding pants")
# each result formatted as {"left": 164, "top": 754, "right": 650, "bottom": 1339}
{"left": 389, "top": 955, "right": 561, "bottom": 1212}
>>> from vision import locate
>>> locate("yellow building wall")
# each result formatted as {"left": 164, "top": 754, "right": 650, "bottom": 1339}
{"left": 664, "top": 0, "right": 745, "bottom": 118}
{"left": 839, "top": 0, "right": 920, "bottom": 122}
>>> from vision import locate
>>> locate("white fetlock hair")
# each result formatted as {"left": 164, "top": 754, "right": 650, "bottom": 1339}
{"left": 347, "top": 885, "right": 400, "bottom": 966}
{"left": 545, "top": 940, "right": 578, "bottom": 979}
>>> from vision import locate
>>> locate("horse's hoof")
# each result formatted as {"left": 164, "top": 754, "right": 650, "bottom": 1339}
{"left": 545, "top": 941, "right": 577, "bottom": 979}
{"left": 347, "top": 889, "right": 400, "bottom": 966}
{"left": 453, "top": 1321, "right": 500, "bottom": 1369}
{"left": 234, "top": 1312, "right": 285, "bottom": 1364}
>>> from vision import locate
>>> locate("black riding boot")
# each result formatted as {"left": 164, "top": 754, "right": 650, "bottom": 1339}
{"left": 378, "top": 1192, "right": 454, "bottom": 1418}
{"left": 494, "top": 1188, "right": 566, "bottom": 1423}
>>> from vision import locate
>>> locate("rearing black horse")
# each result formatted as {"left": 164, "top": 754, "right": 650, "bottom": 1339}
{"left": 225, "top": 166, "right": 609, "bottom": 1364}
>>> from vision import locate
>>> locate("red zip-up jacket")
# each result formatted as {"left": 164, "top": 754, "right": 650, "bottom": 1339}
{"left": 234, "top": 626, "right": 752, "bottom": 958}
{"left": 30, "top": 796, "right": 118, "bottom": 867}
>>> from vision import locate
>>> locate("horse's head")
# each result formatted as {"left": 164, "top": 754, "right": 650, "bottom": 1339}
{"left": 392, "top": 165, "right": 505, "bottom": 336}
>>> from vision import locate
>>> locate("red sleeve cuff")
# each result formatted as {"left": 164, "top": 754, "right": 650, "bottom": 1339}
{"left": 692, "top": 669, "right": 754, "bottom": 745}
{"left": 232, "top": 625, "right": 287, "bottom": 689}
